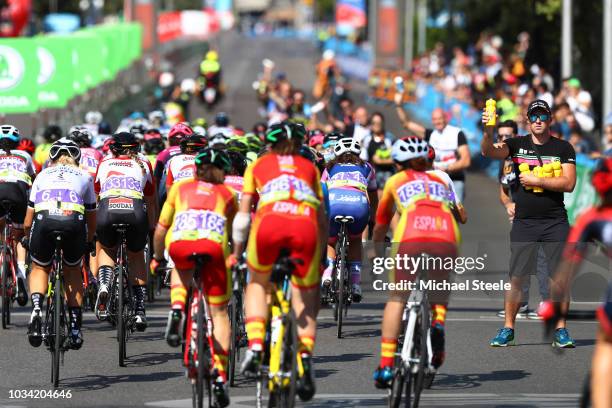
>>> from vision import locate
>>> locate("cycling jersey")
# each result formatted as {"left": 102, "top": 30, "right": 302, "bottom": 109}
{"left": 28, "top": 165, "right": 96, "bottom": 266}
{"left": 0, "top": 149, "right": 36, "bottom": 186}
{"left": 33, "top": 143, "right": 52, "bottom": 168}
{"left": 80, "top": 147, "right": 103, "bottom": 178}
{"left": 427, "top": 169, "right": 462, "bottom": 207}
{"left": 376, "top": 169, "right": 460, "bottom": 244}
{"left": 94, "top": 156, "right": 154, "bottom": 200}
{"left": 244, "top": 153, "right": 323, "bottom": 289}
{"left": 158, "top": 179, "right": 237, "bottom": 306}
{"left": 224, "top": 175, "right": 244, "bottom": 202}
{"left": 563, "top": 207, "right": 612, "bottom": 261}
{"left": 166, "top": 153, "right": 195, "bottom": 188}
{"left": 154, "top": 146, "right": 181, "bottom": 181}
{"left": 322, "top": 162, "right": 377, "bottom": 237}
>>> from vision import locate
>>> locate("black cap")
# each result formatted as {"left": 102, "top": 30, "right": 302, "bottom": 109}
{"left": 527, "top": 99, "right": 552, "bottom": 116}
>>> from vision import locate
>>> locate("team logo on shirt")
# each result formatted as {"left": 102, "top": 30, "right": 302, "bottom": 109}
{"left": 108, "top": 197, "right": 134, "bottom": 210}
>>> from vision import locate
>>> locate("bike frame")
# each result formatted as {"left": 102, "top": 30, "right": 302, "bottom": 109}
{"left": 400, "top": 283, "right": 433, "bottom": 374}
{"left": 1, "top": 214, "right": 17, "bottom": 328}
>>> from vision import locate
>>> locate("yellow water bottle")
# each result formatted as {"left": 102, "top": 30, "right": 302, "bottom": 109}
{"left": 533, "top": 166, "right": 544, "bottom": 193}
{"left": 518, "top": 163, "right": 532, "bottom": 190}
{"left": 552, "top": 161, "right": 562, "bottom": 177}
{"left": 485, "top": 98, "right": 497, "bottom": 126}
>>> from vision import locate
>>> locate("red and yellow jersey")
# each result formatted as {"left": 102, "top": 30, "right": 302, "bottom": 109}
{"left": 158, "top": 178, "right": 237, "bottom": 248}
{"left": 376, "top": 169, "right": 460, "bottom": 244}
{"left": 244, "top": 153, "right": 323, "bottom": 216}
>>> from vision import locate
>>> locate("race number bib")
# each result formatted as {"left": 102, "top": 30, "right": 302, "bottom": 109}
{"left": 172, "top": 210, "right": 226, "bottom": 243}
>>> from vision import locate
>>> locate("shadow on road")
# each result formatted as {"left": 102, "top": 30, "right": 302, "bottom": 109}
{"left": 61, "top": 370, "right": 183, "bottom": 391}
{"left": 432, "top": 370, "right": 531, "bottom": 390}
{"left": 314, "top": 353, "right": 373, "bottom": 364}
{"left": 123, "top": 352, "right": 181, "bottom": 367}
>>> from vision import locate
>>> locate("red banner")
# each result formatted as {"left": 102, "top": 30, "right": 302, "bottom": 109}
{"left": 378, "top": 1, "right": 399, "bottom": 55}
{"left": 135, "top": 2, "right": 154, "bottom": 49}
{"left": 157, "top": 11, "right": 182, "bottom": 43}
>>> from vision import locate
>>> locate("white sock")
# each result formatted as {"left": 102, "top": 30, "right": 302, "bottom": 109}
{"left": 17, "top": 262, "right": 26, "bottom": 280}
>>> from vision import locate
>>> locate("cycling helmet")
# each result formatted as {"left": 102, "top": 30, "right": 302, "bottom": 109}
{"left": 111, "top": 132, "right": 140, "bottom": 153}
{"left": 391, "top": 136, "right": 429, "bottom": 163}
{"left": 191, "top": 117, "right": 207, "bottom": 128}
{"left": 323, "top": 131, "right": 343, "bottom": 149}
{"left": 194, "top": 148, "right": 231, "bottom": 172}
{"left": 168, "top": 122, "right": 194, "bottom": 142}
{"left": 214, "top": 112, "right": 229, "bottom": 127}
{"left": 148, "top": 110, "right": 166, "bottom": 124}
{"left": 43, "top": 125, "right": 63, "bottom": 142}
{"left": 233, "top": 127, "right": 245, "bottom": 137}
{"left": 144, "top": 128, "right": 162, "bottom": 141}
{"left": 427, "top": 143, "right": 436, "bottom": 161}
{"left": 208, "top": 132, "right": 228, "bottom": 148}
{"left": 227, "top": 150, "right": 248, "bottom": 176}
{"left": 144, "top": 138, "right": 165, "bottom": 155}
{"left": 17, "top": 138, "right": 35, "bottom": 154}
{"left": 0, "top": 125, "right": 20, "bottom": 142}
{"left": 98, "top": 121, "right": 112, "bottom": 136}
{"left": 129, "top": 111, "right": 146, "bottom": 121}
{"left": 85, "top": 111, "right": 103, "bottom": 125}
{"left": 227, "top": 138, "right": 249, "bottom": 155}
{"left": 592, "top": 157, "right": 612, "bottom": 198}
{"left": 192, "top": 125, "right": 207, "bottom": 136}
{"left": 68, "top": 125, "right": 93, "bottom": 147}
{"left": 244, "top": 133, "right": 263, "bottom": 152}
{"left": 333, "top": 137, "right": 361, "bottom": 157}
{"left": 159, "top": 71, "right": 174, "bottom": 88}
{"left": 308, "top": 129, "right": 325, "bottom": 148}
{"left": 206, "top": 50, "right": 218, "bottom": 61}
{"left": 130, "top": 123, "right": 148, "bottom": 140}
{"left": 265, "top": 121, "right": 305, "bottom": 145}
{"left": 49, "top": 138, "right": 81, "bottom": 162}
{"left": 180, "top": 134, "right": 207, "bottom": 154}
{"left": 299, "top": 145, "right": 317, "bottom": 163}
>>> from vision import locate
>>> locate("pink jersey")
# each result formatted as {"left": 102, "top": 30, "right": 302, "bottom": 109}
{"left": 94, "top": 155, "right": 154, "bottom": 200}
{"left": 154, "top": 146, "right": 181, "bottom": 180}
{"left": 80, "top": 147, "right": 103, "bottom": 178}
{"left": 166, "top": 153, "right": 195, "bottom": 187}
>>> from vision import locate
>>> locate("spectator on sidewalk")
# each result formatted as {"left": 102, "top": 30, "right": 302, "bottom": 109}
{"left": 360, "top": 112, "right": 394, "bottom": 193}
{"left": 394, "top": 92, "right": 471, "bottom": 201}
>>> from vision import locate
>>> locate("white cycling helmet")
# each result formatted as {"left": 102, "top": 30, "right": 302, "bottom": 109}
{"left": 192, "top": 125, "right": 207, "bottom": 136}
{"left": 333, "top": 137, "right": 361, "bottom": 157}
{"left": 85, "top": 111, "right": 103, "bottom": 125}
{"left": 49, "top": 137, "right": 81, "bottom": 162}
{"left": 391, "top": 136, "right": 429, "bottom": 162}
{"left": 208, "top": 133, "right": 228, "bottom": 148}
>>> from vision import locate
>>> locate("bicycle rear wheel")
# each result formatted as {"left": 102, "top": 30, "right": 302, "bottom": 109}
{"left": 228, "top": 294, "right": 238, "bottom": 386}
{"left": 52, "top": 273, "right": 62, "bottom": 388}
{"left": 117, "top": 264, "right": 127, "bottom": 367}
{"left": 411, "top": 305, "right": 429, "bottom": 407}
{"left": 194, "top": 294, "right": 211, "bottom": 408}
{"left": 336, "top": 232, "right": 347, "bottom": 339}
{"left": 1, "top": 247, "right": 9, "bottom": 329}
{"left": 389, "top": 363, "right": 406, "bottom": 408}
{"left": 277, "top": 310, "right": 298, "bottom": 408}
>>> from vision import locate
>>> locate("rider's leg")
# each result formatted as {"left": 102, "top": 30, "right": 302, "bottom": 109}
{"left": 64, "top": 264, "right": 85, "bottom": 349}
{"left": 27, "top": 262, "right": 50, "bottom": 346}
{"left": 244, "top": 271, "right": 268, "bottom": 352}
{"left": 95, "top": 245, "right": 116, "bottom": 317}
{"left": 13, "top": 226, "right": 28, "bottom": 305}
{"left": 321, "top": 243, "right": 335, "bottom": 284}
{"left": 379, "top": 291, "right": 407, "bottom": 368}
{"left": 210, "top": 304, "right": 230, "bottom": 381}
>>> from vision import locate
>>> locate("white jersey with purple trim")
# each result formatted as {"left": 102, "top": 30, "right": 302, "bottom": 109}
{"left": 165, "top": 153, "right": 195, "bottom": 186}
{"left": 28, "top": 165, "right": 96, "bottom": 214}
{"left": 0, "top": 149, "right": 36, "bottom": 187}
{"left": 427, "top": 169, "right": 461, "bottom": 206}
{"left": 95, "top": 156, "right": 154, "bottom": 200}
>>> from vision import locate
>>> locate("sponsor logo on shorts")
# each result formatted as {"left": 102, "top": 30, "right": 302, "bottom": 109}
{"left": 413, "top": 215, "right": 448, "bottom": 232}
{"left": 108, "top": 197, "right": 134, "bottom": 210}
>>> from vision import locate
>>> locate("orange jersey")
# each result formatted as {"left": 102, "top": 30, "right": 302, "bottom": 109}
{"left": 159, "top": 179, "right": 237, "bottom": 248}
{"left": 376, "top": 169, "right": 460, "bottom": 244}
{"left": 243, "top": 153, "right": 323, "bottom": 215}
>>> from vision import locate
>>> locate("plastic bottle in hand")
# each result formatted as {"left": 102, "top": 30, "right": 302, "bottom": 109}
{"left": 485, "top": 99, "right": 497, "bottom": 126}
{"left": 394, "top": 76, "right": 405, "bottom": 93}
{"left": 552, "top": 161, "right": 562, "bottom": 177}
{"left": 518, "top": 163, "right": 532, "bottom": 191}
{"left": 532, "top": 166, "right": 544, "bottom": 193}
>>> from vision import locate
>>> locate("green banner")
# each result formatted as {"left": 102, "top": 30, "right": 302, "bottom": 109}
{"left": 72, "top": 32, "right": 106, "bottom": 89}
{"left": 36, "top": 36, "right": 74, "bottom": 109}
{"left": 565, "top": 156, "right": 600, "bottom": 224}
{"left": 0, "top": 39, "right": 39, "bottom": 114}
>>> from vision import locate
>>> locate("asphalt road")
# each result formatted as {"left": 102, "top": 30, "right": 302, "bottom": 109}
{"left": 0, "top": 32, "right": 599, "bottom": 408}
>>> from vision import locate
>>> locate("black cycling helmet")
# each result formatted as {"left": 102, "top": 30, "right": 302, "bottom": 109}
{"left": 180, "top": 134, "right": 207, "bottom": 154}
{"left": 214, "top": 112, "right": 229, "bottom": 127}
{"left": 111, "top": 132, "right": 139, "bottom": 153}
{"left": 43, "top": 125, "right": 63, "bottom": 142}
{"left": 227, "top": 150, "right": 248, "bottom": 176}
{"left": 323, "top": 131, "right": 343, "bottom": 148}
{"left": 194, "top": 147, "right": 232, "bottom": 172}
{"left": 144, "top": 138, "right": 165, "bottom": 155}
{"left": 68, "top": 125, "right": 92, "bottom": 148}
{"left": 98, "top": 121, "right": 112, "bottom": 136}
{"left": 299, "top": 144, "right": 317, "bottom": 163}
{"left": 265, "top": 121, "right": 306, "bottom": 145}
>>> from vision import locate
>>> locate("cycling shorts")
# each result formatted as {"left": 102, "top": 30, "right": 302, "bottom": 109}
{"left": 168, "top": 239, "right": 230, "bottom": 306}
{"left": 97, "top": 197, "right": 148, "bottom": 252}
{"left": 0, "top": 182, "right": 28, "bottom": 225}
{"left": 597, "top": 282, "right": 612, "bottom": 340}
{"left": 328, "top": 189, "right": 369, "bottom": 239}
{"left": 29, "top": 213, "right": 86, "bottom": 267}
{"left": 247, "top": 207, "right": 321, "bottom": 289}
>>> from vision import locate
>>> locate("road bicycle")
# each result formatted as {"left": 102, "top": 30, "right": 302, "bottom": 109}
{"left": 42, "top": 233, "right": 71, "bottom": 388}
{"left": 389, "top": 254, "right": 436, "bottom": 408}
{"left": 0, "top": 200, "right": 18, "bottom": 329}
{"left": 106, "top": 224, "right": 136, "bottom": 367}
{"left": 228, "top": 258, "right": 247, "bottom": 387}
{"left": 253, "top": 249, "right": 303, "bottom": 408}
{"left": 323, "top": 215, "right": 354, "bottom": 339}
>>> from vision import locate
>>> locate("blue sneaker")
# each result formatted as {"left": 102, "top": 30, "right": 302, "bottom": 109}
{"left": 373, "top": 366, "right": 393, "bottom": 389}
{"left": 490, "top": 327, "right": 515, "bottom": 347}
{"left": 553, "top": 328, "right": 575, "bottom": 348}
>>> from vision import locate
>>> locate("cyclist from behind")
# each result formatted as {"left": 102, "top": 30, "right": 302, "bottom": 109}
{"left": 208, "top": 113, "right": 233, "bottom": 139}
{"left": 165, "top": 134, "right": 207, "bottom": 189}
{"left": 0, "top": 125, "right": 36, "bottom": 305}
{"left": 224, "top": 150, "right": 248, "bottom": 202}
{"left": 232, "top": 122, "right": 328, "bottom": 402}
{"left": 372, "top": 137, "right": 463, "bottom": 388}
{"left": 154, "top": 122, "right": 193, "bottom": 190}
{"left": 143, "top": 129, "right": 165, "bottom": 167}
{"left": 17, "top": 138, "right": 38, "bottom": 172}
{"left": 94, "top": 132, "right": 156, "bottom": 331}
{"left": 25, "top": 138, "right": 96, "bottom": 349}
{"left": 153, "top": 148, "right": 236, "bottom": 408}
{"left": 321, "top": 137, "right": 378, "bottom": 302}
{"left": 68, "top": 126, "right": 103, "bottom": 178}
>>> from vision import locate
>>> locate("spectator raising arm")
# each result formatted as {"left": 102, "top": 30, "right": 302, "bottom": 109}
{"left": 394, "top": 92, "right": 426, "bottom": 138}
{"left": 480, "top": 109, "right": 509, "bottom": 159}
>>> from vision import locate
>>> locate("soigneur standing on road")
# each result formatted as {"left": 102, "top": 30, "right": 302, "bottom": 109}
{"left": 394, "top": 92, "right": 471, "bottom": 201}
{"left": 481, "top": 99, "right": 577, "bottom": 348}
